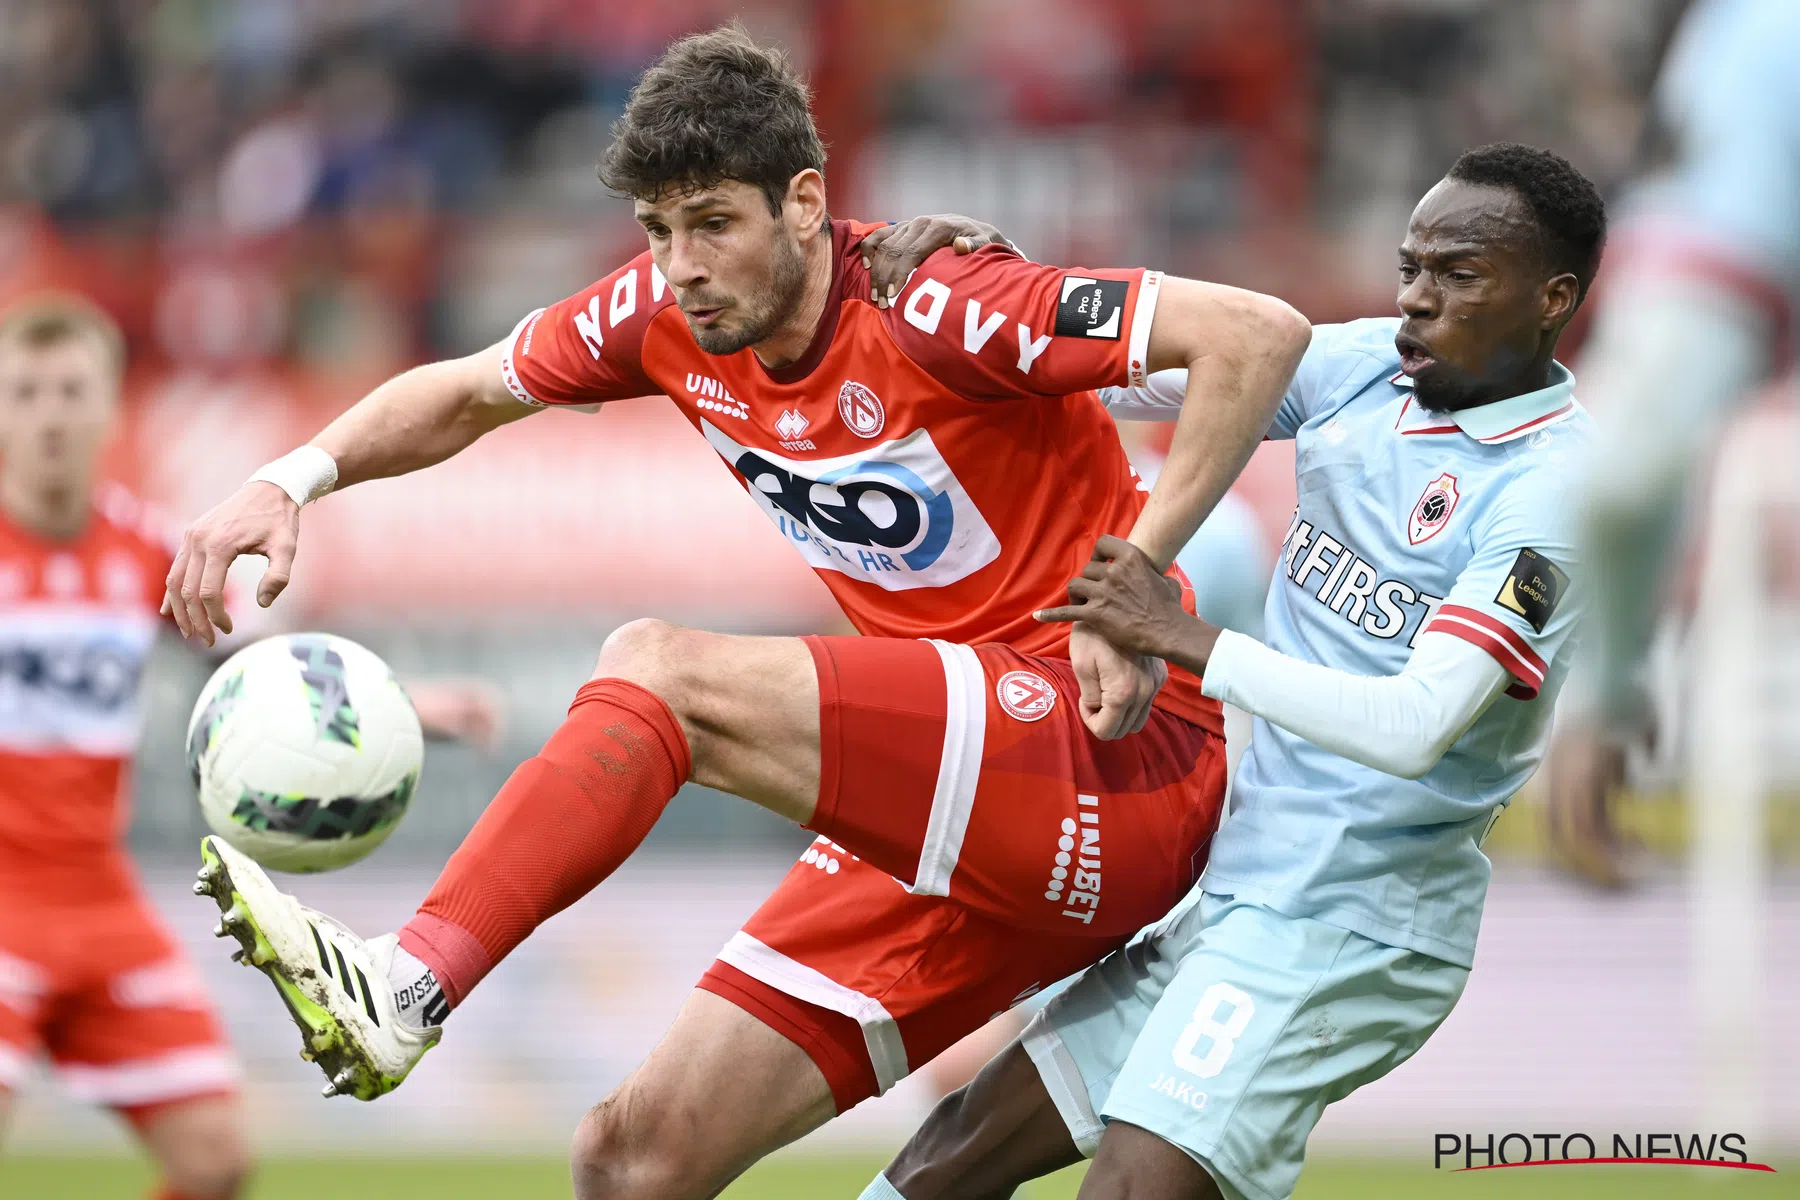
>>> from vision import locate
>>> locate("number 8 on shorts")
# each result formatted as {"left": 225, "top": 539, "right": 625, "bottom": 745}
{"left": 1172, "top": 982, "right": 1255, "bottom": 1079}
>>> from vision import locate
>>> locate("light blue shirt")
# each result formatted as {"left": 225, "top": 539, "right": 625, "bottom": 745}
{"left": 1198, "top": 318, "right": 1591, "bottom": 967}
{"left": 1633, "top": 0, "right": 1800, "bottom": 290}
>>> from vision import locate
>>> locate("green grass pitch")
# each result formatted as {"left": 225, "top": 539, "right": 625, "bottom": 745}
{"left": 2, "top": 1153, "right": 1792, "bottom": 1198}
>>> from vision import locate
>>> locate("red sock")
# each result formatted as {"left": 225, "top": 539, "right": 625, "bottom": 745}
{"left": 399, "top": 678, "right": 690, "bottom": 1006}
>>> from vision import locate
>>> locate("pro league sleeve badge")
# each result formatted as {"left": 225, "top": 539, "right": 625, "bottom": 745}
{"left": 1495, "top": 548, "right": 1568, "bottom": 633}
{"left": 1055, "top": 276, "right": 1128, "bottom": 339}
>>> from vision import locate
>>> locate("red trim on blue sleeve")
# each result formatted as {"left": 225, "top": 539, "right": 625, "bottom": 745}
{"left": 1422, "top": 603, "right": 1546, "bottom": 700}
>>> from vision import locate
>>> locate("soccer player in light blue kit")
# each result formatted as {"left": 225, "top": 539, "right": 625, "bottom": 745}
{"left": 1546, "top": 0, "right": 1800, "bottom": 885}
{"left": 859, "top": 143, "right": 1605, "bottom": 1200}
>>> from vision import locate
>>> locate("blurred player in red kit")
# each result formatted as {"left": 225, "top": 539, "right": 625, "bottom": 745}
{"left": 0, "top": 297, "right": 249, "bottom": 1200}
{"left": 168, "top": 24, "right": 1310, "bottom": 1198}
{"left": 0, "top": 295, "right": 497, "bottom": 1199}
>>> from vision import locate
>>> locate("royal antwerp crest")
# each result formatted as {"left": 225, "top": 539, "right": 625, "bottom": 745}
{"left": 837, "top": 380, "right": 885, "bottom": 438}
{"left": 996, "top": 670, "right": 1057, "bottom": 722}
{"left": 1408, "top": 472, "right": 1461, "bottom": 545}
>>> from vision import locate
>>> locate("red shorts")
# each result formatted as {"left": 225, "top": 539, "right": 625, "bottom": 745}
{"left": 698, "top": 636, "right": 1226, "bottom": 1110}
{"left": 0, "top": 852, "right": 238, "bottom": 1114}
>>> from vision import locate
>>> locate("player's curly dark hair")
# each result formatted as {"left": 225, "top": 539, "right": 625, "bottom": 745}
{"left": 1447, "top": 143, "right": 1607, "bottom": 303}
{"left": 599, "top": 22, "right": 826, "bottom": 216}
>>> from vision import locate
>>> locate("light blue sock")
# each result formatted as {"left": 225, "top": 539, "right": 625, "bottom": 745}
{"left": 857, "top": 1172, "right": 907, "bottom": 1200}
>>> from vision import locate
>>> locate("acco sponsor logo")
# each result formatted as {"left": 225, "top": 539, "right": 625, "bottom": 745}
{"left": 0, "top": 610, "right": 156, "bottom": 752}
{"left": 1047, "top": 795, "right": 1102, "bottom": 925}
{"left": 0, "top": 641, "right": 144, "bottom": 717}
{"left": 687, "top": 373, "right": 749, "bottom": 421}
{"left": 700, "top": 421, "right": 1002, "bottom": 591}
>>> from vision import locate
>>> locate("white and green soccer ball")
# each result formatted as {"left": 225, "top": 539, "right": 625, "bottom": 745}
{"left": 187, "top": 633, "right": 422, "bottom": 873}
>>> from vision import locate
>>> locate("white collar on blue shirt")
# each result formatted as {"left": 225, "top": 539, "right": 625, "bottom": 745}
{"left": 1389, "top": 362, "right": 1577, "bottom": 445}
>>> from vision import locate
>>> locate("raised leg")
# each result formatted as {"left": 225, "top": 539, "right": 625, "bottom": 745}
{"left": 594, "top": 618, "right": 821, "bottom": 820}
{"left": 401, "top": 620, "right": 821, "bottom": 1004}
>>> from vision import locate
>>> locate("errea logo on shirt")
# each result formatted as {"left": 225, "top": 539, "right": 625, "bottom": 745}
{"left": 699, "top": 420, "right": 1001, "bottom": 590}
{"left": 774, "top": 409, "right": 809, "bottom": 442}
{"left": 774, "top": 408, "right": 816, "bottom": 451}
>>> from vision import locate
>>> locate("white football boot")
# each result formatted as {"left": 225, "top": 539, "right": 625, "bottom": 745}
{"left": 195, "top": 835, "right": 440, "bottom": 1099}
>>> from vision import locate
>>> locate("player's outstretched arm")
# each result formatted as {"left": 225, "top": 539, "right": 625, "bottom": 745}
{"left": 312, "top": 339, "right": 530, "bottom": 488}
{"left": 1129, "top": 279, "right": 1310, "bottom": 569}
{"left": 163, "top": 340, "right": 528, "bottom": 645}
{"left": 1041, "top": 536, "right": 1511, "bottom": 779}
{"left": 1062, "top": 280, "right": 1305, "bottom": 742}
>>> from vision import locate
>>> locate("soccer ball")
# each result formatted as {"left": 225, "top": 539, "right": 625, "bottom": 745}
{"left": 187, "top": 633, "right": 422, "bottom": 873}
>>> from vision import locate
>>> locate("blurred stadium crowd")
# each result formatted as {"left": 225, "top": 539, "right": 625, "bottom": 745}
{"left": 0, "top": 0, "right": 1699, "bottom": 857}
{"left": 3, "top": 0, "right": 1683, "bottom": 369}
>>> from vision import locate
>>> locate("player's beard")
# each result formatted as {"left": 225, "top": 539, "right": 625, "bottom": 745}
{"left": 691, "top": 232, "right": 808, "bottom": 356}
{"left": 1412, "top": 372, "right": 1479, "bottom": 415}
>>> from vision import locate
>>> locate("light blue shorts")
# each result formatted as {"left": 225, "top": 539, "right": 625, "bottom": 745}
{"left": 1022, "top": 891, "right": 1467, "bottom": 1200}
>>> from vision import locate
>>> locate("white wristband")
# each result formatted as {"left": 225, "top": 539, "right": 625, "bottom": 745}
{"left": 249, "top": 446, "right": 338, "bottom": 508}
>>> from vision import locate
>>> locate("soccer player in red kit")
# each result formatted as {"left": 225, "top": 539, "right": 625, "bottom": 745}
{"left": 0, "top": 298, "right": 248, "bottom": 1200}
{"left": 0, "top": 296, "right": 498, "bottom": 1199}
{"left": 168, "top": 25, "right": 1309, "bottom": 1198}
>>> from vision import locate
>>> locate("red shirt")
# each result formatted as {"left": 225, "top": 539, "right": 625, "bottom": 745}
{"left": 0, "top": 484, "right": 173, "bottom": 859}
{"left": 505, "top": 219, "right": 1219, "bottom": 734}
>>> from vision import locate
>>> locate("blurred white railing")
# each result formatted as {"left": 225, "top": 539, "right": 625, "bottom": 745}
{"left": 1689, "top": 407, "right": 1792, "bottom": 1147}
